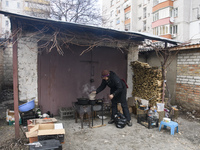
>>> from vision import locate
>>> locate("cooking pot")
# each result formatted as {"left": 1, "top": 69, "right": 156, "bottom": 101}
{"left": 88, "top": 92, "right": 96, "bottom": 100}
{"left": 89, "top": 99, "right": 97, "bottom": 105}
{"left": 77, "top": 98, "right": 89, "bottom": 105}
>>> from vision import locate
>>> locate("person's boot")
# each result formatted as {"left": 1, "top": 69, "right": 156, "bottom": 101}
{"left": 108, "top": 119, "right": 115, "bottom": 124}
{"left": 127, "top": 120, "right": 132, "bottom": 126}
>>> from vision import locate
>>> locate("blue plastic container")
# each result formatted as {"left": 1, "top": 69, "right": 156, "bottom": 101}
{"left": 18, "top": 99, "right": 35, "bottom": 112}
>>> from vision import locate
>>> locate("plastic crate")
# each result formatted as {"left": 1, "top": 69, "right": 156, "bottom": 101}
{"left": 8, "top": 118, "right": 22, "bottom": 125}
{"left": 21, "top": 115, "right": 36, "bottom": 126}
{"left": 38, "top": 134, "right": 64, "bottom": 143}
{"left": 59, "top": 107, "right": 74, "bottom": 119}
{"left": 137, "top": 114, "right": 159, "bottom": 129}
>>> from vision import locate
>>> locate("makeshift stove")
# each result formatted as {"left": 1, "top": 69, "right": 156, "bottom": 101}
{"left": 73, "top": 98, "right": 105, "bottom": 129}
{"left": 74, "top": 103, "right": 91, "bottom": 129}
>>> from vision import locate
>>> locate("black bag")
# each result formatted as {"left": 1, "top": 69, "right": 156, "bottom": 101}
{"left": 114, "top": 112, "right": 127, "bottom": 129}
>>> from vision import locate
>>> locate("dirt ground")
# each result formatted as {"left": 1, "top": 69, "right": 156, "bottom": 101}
{"left": 0, "top": 112, "right": 200, "bottom": 150}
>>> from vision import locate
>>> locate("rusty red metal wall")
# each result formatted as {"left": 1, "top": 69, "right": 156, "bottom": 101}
{"left": 38, "top": 45, "right": 127, "bottom": 115}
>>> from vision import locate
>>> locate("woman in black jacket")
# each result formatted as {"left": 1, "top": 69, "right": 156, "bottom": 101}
{"left": 92, "top": 70, "right": 132, "bottom": 126}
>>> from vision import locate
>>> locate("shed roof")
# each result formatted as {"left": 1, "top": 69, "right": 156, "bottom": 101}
{"left": 170, "top": 43, "right": 200, "bottom": 51}
{"left": 0, "top": 10, "right": 179, "bottom": 45}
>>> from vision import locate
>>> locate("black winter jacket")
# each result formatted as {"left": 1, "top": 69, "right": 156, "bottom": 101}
{"left": 96, "top": 71, "right": 126, "bottom": 97}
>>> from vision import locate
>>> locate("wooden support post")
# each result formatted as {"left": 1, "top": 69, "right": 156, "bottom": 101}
{"left": 11, "top": 19, "right": 20, "bottom": 139}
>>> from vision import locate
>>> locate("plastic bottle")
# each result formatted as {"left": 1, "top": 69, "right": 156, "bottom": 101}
{"left": 148, "top": 109, "right": 153, "bottom": 118}
{"left": 153, "top": 110, "right": 159, "bottom": 119}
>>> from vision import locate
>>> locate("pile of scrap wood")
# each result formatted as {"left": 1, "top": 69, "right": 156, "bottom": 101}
{"left": 130, "top": 61, "right": 163, "bottom": 106}
{"left": 25, "top": 118, "right": 65, "bottom": 144}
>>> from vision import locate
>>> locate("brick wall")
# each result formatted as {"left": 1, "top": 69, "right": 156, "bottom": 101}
{"left": 0, "top": 47, "right": 4, "bottom": 90}
{"left": 18, "top": 38, "right": 38, "bottom": 104}
{"left": 3, "top": 43, "right": 13, "bottom": 87}
{"left": 176, "top": 50, "right": 200, "bottom": 110}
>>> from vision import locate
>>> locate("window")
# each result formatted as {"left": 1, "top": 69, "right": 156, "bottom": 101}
{"left": 160, "top": 8, "right": 170, "bottom": 19}
{"left": 143, "top": 7, "right": 147, "bottom": 19}
{"left": 153, "top": 0, "right": 159, "bottom": 6}
{"left": 116, "top": 18, "right": 120, "bottom": 25}
{"left": 170, "top": 8, "right": 178, "bottom": 17}
{"left": 166, "top": 26, "right": 169, "bottom": 34}
{"left": 111, "top": 0, "right": 114, "bottom": 7}
{"left": 170, "top": 25, "right": 178, "bottom": 35}
{"left": 159, "top": 0, "right": 167, "bottom": 3}
{"left": 174, "top": 8, "right": 178, "bottom": 17}
{"left": 153, "top": 0, "right": 167, "bottom": 6}
{"left": 125, "top": 24, "right": 130, "bottom": 31}
{"left": 153, "top": 7, "right": 171, "bottom": 21}
{"left": 17, "top": 2, "right": 20, "bottom": 8}
{"left": 143, "top": 20, "right": 146, "bottom": 31}
{"left": 5, "top": 20, "right": 9, "bottom": 27}
{"left": 143, "top": 0, "right": 147, "bottom": 5}
{"left": 138, "top": 17, "right": 142, "bottom": 20}
{"left": 110, "top": 10, "right": 113, "bottom": 17}
{"left": 25, "top": 2, "right": 29, "bottom": 7}
{"left": 199, "top": 23, "right": 200, "bottom": 33}
{"left": 6, "top": 1, "right": 9, "bottom": 7}
{"left": 116, "top": 6, "right": 120, "bottom": 15}
{"left": 160, "top": 26, "right": 165, "bottom": 35}
{"left": 110, "top": 21, "right": 113, "bottom": 27}
{"left": 125, "top": 12, "right": 130, "bottom": 20}
{"left": 153, "top": 27, "right": 158, "bottom": 35}
{"left": 153, "top": 25, "right": 170, "bottom": 36}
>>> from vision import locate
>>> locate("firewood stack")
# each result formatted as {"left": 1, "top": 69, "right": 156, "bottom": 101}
{"left": 130, "top": 61, "right": 163, "bottom": 106}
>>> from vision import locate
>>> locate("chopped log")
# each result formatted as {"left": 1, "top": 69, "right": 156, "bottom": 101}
{"left": 131, "top": 61, "right": 163, "bottom": 107}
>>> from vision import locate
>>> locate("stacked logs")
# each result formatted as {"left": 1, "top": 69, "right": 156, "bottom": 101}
{"left": 130, "top": 61, "right": 163, "bottom": 106}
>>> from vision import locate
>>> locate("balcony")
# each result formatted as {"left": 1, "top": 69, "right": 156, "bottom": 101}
{"left": 123, "top": 0, "right": 131, "bottom": 9}
{"left": 25, "top": 0, "right": 50, "bottom": 5}
{"left": 152, "top": 17, "right": 171, "bottom": 28}
{"left": 153, "top": 0, "right": 173, "bottom": 12}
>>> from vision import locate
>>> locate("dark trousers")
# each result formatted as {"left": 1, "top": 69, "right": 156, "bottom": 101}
{"left": 111, "top": 88, "right": 131, "bottom": 121}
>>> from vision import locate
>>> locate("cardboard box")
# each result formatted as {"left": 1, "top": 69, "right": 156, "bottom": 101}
{"left": 132, "top": 106, "right": 137, "bottom": 115}
{"left": 6, "top": 109, "right": 21, "bottom": 125}
{"left": 128, "top": 106, "right": 133, "bottom": 113}
{"left": 26, "top": 123, "right": 65, "bottom": 143}
{"left": 127, "top": 97, "right": 136, "bottom": 107}
{"left": 137, "top": 109, "right": 148, "bottom": 115}
{"left": 158, "top": 111, "right": 165, "bottom": 122}
{"left": 27, "top": 118, "right": 57, "bottom": 131}
{"left": 117, "top": 103, "right": 123, "bottom": 114}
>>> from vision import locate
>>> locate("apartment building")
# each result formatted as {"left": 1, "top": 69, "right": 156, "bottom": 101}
{"left": 0, "top": 0, "right": 50, "bottom": 38}
{"left": 0, "top": 0, "right": 23, "bottom": 38}
{"left": 102, "top": 0, "right": 200, "bottom": 44}
{"left": 24, "top": 0, "right": 50, "bottom": 19}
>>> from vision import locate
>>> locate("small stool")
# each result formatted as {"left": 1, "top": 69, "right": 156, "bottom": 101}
{"left": 159, "top": 121, "right": 178, "bottom": 135}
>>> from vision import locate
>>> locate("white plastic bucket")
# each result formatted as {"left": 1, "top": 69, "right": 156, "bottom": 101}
{"left": 163, "top": 117, "right": 171, "bottom": 122}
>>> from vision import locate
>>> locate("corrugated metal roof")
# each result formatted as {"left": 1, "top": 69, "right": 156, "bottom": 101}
{"left": 0, "top": 10, "right": 180, "bottom": 45}
{"left": 170, "top": 43, "right": 200, "bottom": 51}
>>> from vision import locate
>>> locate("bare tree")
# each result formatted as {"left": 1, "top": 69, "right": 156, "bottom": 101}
{"left": 139, "top": 40, "right": 181, "bottom": 109}
{"left": 50, "top": 0, "right": 103, "bottom": 26}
